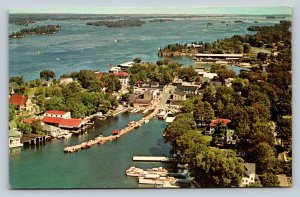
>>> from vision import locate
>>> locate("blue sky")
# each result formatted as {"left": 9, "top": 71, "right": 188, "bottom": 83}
{"left": 9, "top": 6, "right": 291, "bottom": 15}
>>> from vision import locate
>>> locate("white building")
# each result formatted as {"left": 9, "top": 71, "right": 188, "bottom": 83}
{"left": 59, "top": 78, "right": 74, "bottom": 85}
{"left": 44, "top": 110, "right": 71, "bottom": 119}
{"left": 117, "top": 61, "right": 135, "bottom": 70}
{"left": 9, "top": 129, "right": 23, "bottom": 148}
{"left": 109, "top": 66, "right": 121, "bottom": 73}
{"left": 197, "top": 71, "right": 218, "bottom": 80}
{"left": 240, "top": 163, "right": 256, "bottom": 187}
{"left": 113, "top": 72, "right": 130, "bottom": 86}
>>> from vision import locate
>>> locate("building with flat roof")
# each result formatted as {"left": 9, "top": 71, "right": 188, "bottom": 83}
{"left": 117, "top": 61, "right": 135, "bottom": 70}
{"left": 194, "top": 53, "right": 243, "bottom": 63}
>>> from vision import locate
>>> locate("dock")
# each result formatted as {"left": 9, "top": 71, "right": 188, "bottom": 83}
{"left": 112, "top": 107, "right": 129, "bottom": 117}
{"left": 64, "top": 108, "right": 159, "bottom": 153}
{"left": 132, "top": 156, "right": 175, "bottom": 162}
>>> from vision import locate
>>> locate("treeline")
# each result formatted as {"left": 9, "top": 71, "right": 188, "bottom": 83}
{"left": 149, "top": 19, "right": 175, "bottom": 23}
{"left": 9, "top": 18, "right": 35, "bottom": 26}
{"left": 86, "top": 19, "right": 145, "bottom": 28}
{"left": 159, "top": 21, "right": 291, "bottom": 56}
{"left": 9, "top": 25, "right": 61, "bottom": 39}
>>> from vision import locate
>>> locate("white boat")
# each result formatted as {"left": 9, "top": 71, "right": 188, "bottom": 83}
{"left": 114, "top": 38, "right": 118, "bottom": 43}
{"left": 146, "top": 167, "right": 168, "bottom": 176}
{"left": 138, "top": 176, "right": 177, "bottom": 185}
{"left": 144, "top": 119, "right": 150, "bottom": 124}
{"left": 157, "top": 110, "right": 167, "bottom": 119}
{"left": 126, "top": 166, "right": 147, "bottom": 177}
{"left": 143, "top": 108, "right": 150, "bottom": 114}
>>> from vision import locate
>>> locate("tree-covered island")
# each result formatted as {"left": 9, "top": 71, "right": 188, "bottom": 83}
{"left": 9, "top": 25, "right": 61, "bottom": 39}
{"left": 86, "top": 19, "right": 145, "bottom": 28}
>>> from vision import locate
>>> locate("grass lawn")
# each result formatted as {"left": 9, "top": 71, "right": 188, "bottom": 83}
{"left": 26, "top": 87, "right": 38, "bottom": 98}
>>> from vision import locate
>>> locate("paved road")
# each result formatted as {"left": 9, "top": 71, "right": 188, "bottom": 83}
{"left": 156, "top": 85, "right": 176, "bottom": 109}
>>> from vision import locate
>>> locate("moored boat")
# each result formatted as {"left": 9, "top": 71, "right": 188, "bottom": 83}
{"left": 138, "top": 176, "right": 177, "bottom": 185}
{"left": 112, "top": 130, "right": 121, "bottom": 135}
{"left": 126, "top": 166, "right": 147, "bottom": 177}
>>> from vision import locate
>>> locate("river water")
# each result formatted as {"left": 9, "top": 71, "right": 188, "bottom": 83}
{"left": 9, "top": 113, "right": 173, "bottom": 189}
{"left": 9, "top": 15, "right": 284, "bottom": 189}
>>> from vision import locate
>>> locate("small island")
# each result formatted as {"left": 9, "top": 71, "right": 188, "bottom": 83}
{"left": 86, "top": 19, "right": 145, "bottom": 28}
{"left": 9, "top": 25, "right": 61, "bottom": 39}
{"left": 149, "top": 19, "right": 175, "bottom": 23}
{"left": 9, "top": 18, "right": 36, "bottom": 26}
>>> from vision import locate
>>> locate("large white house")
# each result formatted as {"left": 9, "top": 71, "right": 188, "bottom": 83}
{"left": 240, "top": 163, "right": 256, "bottom": 187}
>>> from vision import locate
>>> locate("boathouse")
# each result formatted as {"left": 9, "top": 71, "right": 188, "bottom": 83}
{"left": 9, "top": 129, "right": 23, "bottom": 148}
{"left": 44, "top": 110, "right": 71, "bottom": 119}
{"left": 194, "top": 53, "right": 243, "bottom": 63}
{"left": 59, "top": 118, "right": 87, "bottom": 130}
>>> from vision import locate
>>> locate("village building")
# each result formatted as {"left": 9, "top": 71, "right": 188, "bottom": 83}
{"left": 206, "top": 118, "right": 231, "bottom": 135}
{"left": 172, "top": 90, "right": 187, "bottom": 101}
{"left": 129, "top": 89, "right": 157, "bottom": 108}
{"left": 197, "top": 71, "right": 218, "bottom": 80}
{"left": 59, "top": 77, "right": 74, "bottom": 85}
{"left": 194, "top": 53, "right": 243, "bottom": 63}
{"left": 240, "top": 163, "right": 257, "bottom": 187}
{"left": 109, "top": 66, "right": 121, "bottom": 73}
{"left": 95, "top": 71, "right": 104, "bottom": 80}
{"left": 113, "top": 71, "right": 130, "bottom": 86}
{"left": 277, "top": 174, "right": 289, "bottom": 187}
{"left": 177, "top": 82, "right": 200, "bottom": 95}
{"left": 59, "top": 118, "right": 87, "bottom": 130}
{"left": 44, "top": 110, "right": 71, "bottom": 119}
{"left": 9, "top": 93, "right": 33, "bottom": 111}
{"left": 9, "top": 129, "right": 23, "bottom": 148}
{"left": 117, "top": 61, "right": 135, "bottom": 70}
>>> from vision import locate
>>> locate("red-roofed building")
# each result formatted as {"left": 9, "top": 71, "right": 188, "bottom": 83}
{"left": 95, "top": 71, "right": 104, "bottom": 80}
{"left": 44, "top": 110, "right": 71, "bottom": 119}
{"left": 23, "top": 118, "right": 36, "bottom": 124}
{"left": 9, "top": 94, "right": 32, "bottom": 111}
{"left": 59, "top": 118, "right": 87, "bottom": 129}
{"left": 113, "top": 72, "right": 130, "bottom": 85}
{"left": 206, "top": 118, "right": 231, "bottom": 135}
{"left": 42, "top": 116, "right": 64, "bottom": 126}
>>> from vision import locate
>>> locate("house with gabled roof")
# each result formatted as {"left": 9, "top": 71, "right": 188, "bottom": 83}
{"left": 240, "top": 163, "right": 257, "bottom": 187}
{"left": 9, "top": 93, "right": 33, "bottom": 111}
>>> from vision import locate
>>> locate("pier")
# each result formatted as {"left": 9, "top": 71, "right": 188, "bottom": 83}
{"left": 63, "top": 108, "right": 159, "bottom": 153}
{"left": 132, "top": 156, "right": 175, "bottom": 162}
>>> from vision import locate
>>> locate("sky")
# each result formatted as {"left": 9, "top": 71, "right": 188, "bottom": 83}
{"left": 9, "top": 6, "right": 291, "bottom": 15}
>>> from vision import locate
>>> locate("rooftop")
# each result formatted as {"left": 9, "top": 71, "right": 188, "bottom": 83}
{"left": 42, "top": 116, "right": 64, "bottom": 124}
{"left": 113, "top": 71, "right": 129, "bottom": 77}
{"left": 195, "top": 53, "right": 243, "bottom": 57}
{"left": 210, "top": 118, "right": 231, "bottom": 127}
{"left": 59, "top": 118, "right": 85, "bottom": 128}
{"left": 45, "top": 110, "right": 69, "bottom": 115}
{"left": 9, "top": 94, "right": 28, "bottom": 106}
{"left": 244, "top": 163, "right": 256, "bottom": 177}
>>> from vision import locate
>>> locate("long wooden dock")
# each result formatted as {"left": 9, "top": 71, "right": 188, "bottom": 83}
{"left": 132, "top": 156, "right": 175, "bottom": 162}
{"left": 63, "top": 108, "right": 159, "bottom": 153}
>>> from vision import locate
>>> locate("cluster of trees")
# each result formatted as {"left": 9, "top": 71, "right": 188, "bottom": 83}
{"left": 163, "top": 113, "right": 245, "bottom": 187}
{"left": 159, "top": 21, "right": 291, "bottom": 56}
{"left": 127, "top": 60, "right": 182, "bottom": 85}
{"left": 33, "top": 70, "right": 119, "bottom": 118}
{"left": 9, "top": 25, "right": 61, "bottom": 39}
{"left": 86, "top": 19, "right": 145, "bottom": 28}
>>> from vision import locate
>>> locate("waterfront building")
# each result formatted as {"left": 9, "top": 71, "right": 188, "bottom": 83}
{"left": 59, "top": 118, "right": 87, "bottom": 130}
{"left": 197, "top": 71, "right": 218, "bottom": 80}
{"left": 194, "top": 53, "right": 243, "bottom": 63}
{"left": 240, "top": 163, "right": 257, "bottom": 187}
{"left": 109, "top": 66, "right": 121, "bottom": 73}
{"left": 44, "top": 110, "right": 71, "bottom": 119}
{"left": 117, "top": 61, "right": 135, "bottom": 70}
{"left": 9, "top": 93, "right": 33, "bottom": 111}
{"left": 9, "top": 129, "right": 23, "bottom": 148}
{"left": 129, "top": 89, "right": 156, "bottom": 108}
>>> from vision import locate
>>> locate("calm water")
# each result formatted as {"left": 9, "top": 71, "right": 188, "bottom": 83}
{"left": 9, "top": 15, "right": 281, "bottom": 81}
{"left": 9, "top": 113, "right": 172, "bottom": 189}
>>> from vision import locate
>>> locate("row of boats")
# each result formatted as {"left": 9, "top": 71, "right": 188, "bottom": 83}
{"left": 125, "top": 166, "right": 179, "bottom": 188}
{"left": 130, "top": 107, "right": 153, "bottom": 114}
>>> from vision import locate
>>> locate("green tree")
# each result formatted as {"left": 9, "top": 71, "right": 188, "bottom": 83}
{"left": 195, "top": 149, "right": 244, "bottom": 187}
{"left": 9, "top": 105, "right": 16, "bottom": 122}
{"left": 133, "top": 57, "right": 141, "bottom": 63}
{"left": 193, "top": 101, "right": 214, "bottom": 127}
{"left": 259, "top": 173, "right": 280, "bottom": 187}
{"left": 9, "top": 76, "right": 24, "bottom": 86}
{"left": 257, "top": 52, "right": 268, "bottom": 61}
{"left": 40, "top": 69, "right": 56, "bottom": 81}
{"left": 77, "top": 70, "right": 97, "bottom": 88}
{"left": 101, "top": 74, "right": 121, "bottom": 93}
